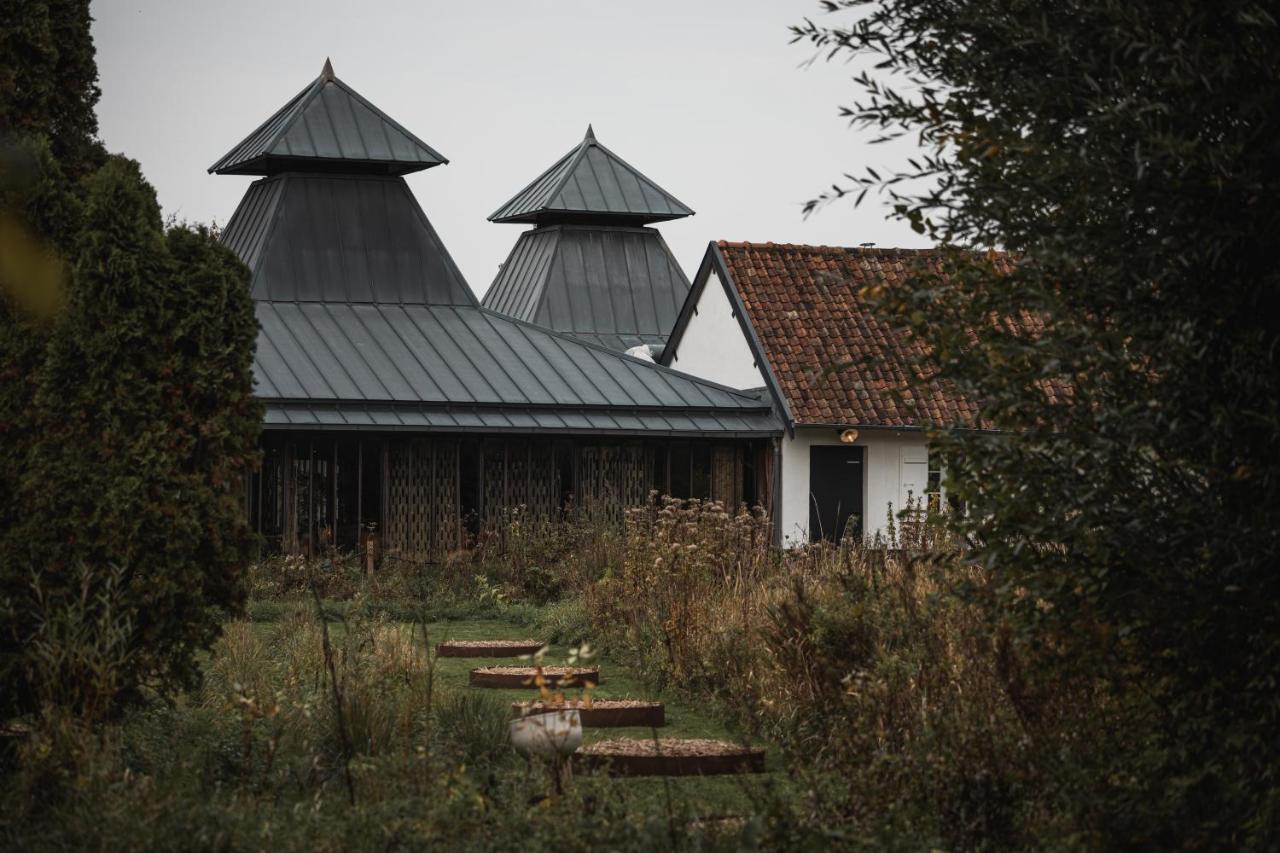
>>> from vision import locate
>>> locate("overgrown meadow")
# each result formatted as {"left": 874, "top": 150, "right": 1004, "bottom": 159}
{"left": 1, "top": 499, "right": 1152, "bottom": 850}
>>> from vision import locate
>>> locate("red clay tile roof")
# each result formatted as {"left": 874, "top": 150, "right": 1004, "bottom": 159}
{"left": 716, "top": 241, "right": 1008, "bottom": 428}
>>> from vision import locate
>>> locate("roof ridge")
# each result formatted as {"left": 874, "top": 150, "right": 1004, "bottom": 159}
{"left": 576, "top": 136, "right": 693, "bottom": 218}
{"left": 490, "top": 129, "right": 693, "bottom": 224}
{"left": 252, "top": 76, "right": 326, "bottom": 170}
{"left": 210, "top": 62, "right": 445, "bottom": 176}
{"left": 716, "top": 239, "right": 1012, "bottom": 259}
{"left": 487, "top": 147, "right": 577, "bottom": 222}
{"left": 538, "top": 135, "right": 594, "bottom": 215}
{"left": 331, "top": 74, "right": 448, "bottom": 166}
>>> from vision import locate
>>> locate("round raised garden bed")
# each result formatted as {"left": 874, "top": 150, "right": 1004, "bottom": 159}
{"left": 512, "top": 699, "right": 665, "bottom": 728}
{"left": 574, "top": 738, "right": 765, "bottom": 777}
{"left": 468, "top": 666, "right": 600, "bottom": 689}
{"left": 436, "top": 640, "right": 544, "bottom": 658}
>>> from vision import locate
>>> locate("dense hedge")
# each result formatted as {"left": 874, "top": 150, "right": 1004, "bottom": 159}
{"left": 1, "top": 2, "right": 261, "bottom": 716}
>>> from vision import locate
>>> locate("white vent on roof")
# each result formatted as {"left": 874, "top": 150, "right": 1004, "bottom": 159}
{"left": 624, "top": 344, "right": 656, "bottom": 363}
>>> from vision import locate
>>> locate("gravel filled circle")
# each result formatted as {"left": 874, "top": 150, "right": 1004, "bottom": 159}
{"left": 574, "top": 738, "right": 765, "bottom": 776}
{"left": 468, "top": 666, "right": 600, "bottom": 689}
{"left": 512, "top": 699, "right": 665, "bottom": 728}
{"left": 435, "top": 640, "right": 544, "bottom": 658}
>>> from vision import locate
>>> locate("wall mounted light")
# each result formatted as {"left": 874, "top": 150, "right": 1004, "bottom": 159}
{"left": 839, "top": 428, "right": 859, "bottom": 444}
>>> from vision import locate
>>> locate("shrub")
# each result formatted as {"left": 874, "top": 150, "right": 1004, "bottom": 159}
{"left": 1, "top": 157, "right": 259, "bottom": 719}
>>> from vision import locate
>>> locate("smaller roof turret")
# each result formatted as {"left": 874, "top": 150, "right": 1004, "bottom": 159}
{"left": 489, "top": 126, "right": 693, "bottom": 225}
{"left": 209, "top": 59, "right": 447, "bottom": 176}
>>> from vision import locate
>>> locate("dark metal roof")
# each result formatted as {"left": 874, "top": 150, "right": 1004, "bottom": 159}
{"left": 209, "top": 59, "right": 446, "bottom": 176}
{"left": 263, "top": 402, "right": 778, "bottom": 437}
{"left": 253, "top": 301, "right": 761, "bottom": 408}
{"left": 482, "top": 225, "right": 690, "bottom": 352}
{"left": 251, "top": 303, "right": 778, "bottom": 435}
{"left": 213, "top": 86, "right": 778, "bottom": 437}
{"left": 489, "top": 126, "right": 693, "bottom": 224}
{"left": 220, "top": 173, "right": 474, "bottom": 305}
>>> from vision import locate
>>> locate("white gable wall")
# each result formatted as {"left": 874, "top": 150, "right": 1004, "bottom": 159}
{"left": 780, "top": 426, "right": 930, "bottom": 545}
{"left": 667, "top": 258, "right": 931, "bottom": 547}
{"left": 667, "top": 269, "right": 766, "bottom": 390}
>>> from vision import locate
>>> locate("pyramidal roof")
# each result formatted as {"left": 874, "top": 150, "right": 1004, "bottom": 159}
{"left": 220, "top": 172, "right": 475, "bottom": 305}
{"left": 209, "top": 59, "right": 447, "bottom": 176}
{"left": 483, "top": 224, "right": 690, "bottom": 352}
{"left": 489, "top": 126, "right": 693, "bottom": 224}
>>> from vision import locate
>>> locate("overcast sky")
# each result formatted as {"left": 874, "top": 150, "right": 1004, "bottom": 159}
{"left": 91, "top": 0, "right": 928, "bottom": 298}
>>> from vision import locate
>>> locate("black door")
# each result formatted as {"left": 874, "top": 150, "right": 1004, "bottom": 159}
{"left": 809, "top": 445, "right": 864, "bottom": 543}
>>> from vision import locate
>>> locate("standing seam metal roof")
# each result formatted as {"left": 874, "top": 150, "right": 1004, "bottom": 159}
{"left": 213, "top": 75, "right": 777, "bottom": 437}
{"left": 221, "top": 173, "right": 474, "bottom": 305}
{"left": 209, "top": 60, "right": 447, "bottom": 176}
{"left": 483, "top": 225, "right": 690, "bottom": 352}
{"left": 250, "top": 301, "right": 762, "bottom": 408}
{"left": 488, "top": 126, "right": 693, "bottom": 224}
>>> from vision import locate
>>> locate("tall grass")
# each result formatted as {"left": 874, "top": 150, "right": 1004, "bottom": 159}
{"left": 0, "top": 501, "right": 1141, "bottom": 849}
{"left": 564, "top": 498, "right": 1123, "bottom": 848}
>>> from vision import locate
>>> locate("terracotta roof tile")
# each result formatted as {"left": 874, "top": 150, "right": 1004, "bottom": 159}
{"left": 716, "top": 241, "right": 1013, "bottom": 429}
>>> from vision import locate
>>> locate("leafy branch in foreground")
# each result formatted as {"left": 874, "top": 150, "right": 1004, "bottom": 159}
{"left": 794, "top": 0, "right": 1280, "bottom": 846}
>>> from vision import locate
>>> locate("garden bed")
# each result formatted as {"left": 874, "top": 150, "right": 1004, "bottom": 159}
{"left": 512, "top": 699, "right": 665, "bottom": 727}
{"left": 574, "top": 738, "right": 765, "bottom": 776}
{"left": 436, "top": 639, "right": 544, "bottom": 658}
{"left": 468, "top": 666, "right": 600, "bottom": 688}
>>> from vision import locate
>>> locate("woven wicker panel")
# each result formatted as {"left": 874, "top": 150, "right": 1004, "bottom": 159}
{"left": 429, "top": 440, "right": 460, "bottom": 556}
{"left": 383, "top": 439, "right": 451, "bottom": 561}
{"left": 383, "top": 439, "right": 412, "bottom": 559}
{"left": 580, "top": 445, "right": 623, "bottom": 524}
{"left": 623, "top": 444, "right": 653, "bottom": 508}
{"left": 482, "top": 440, "right": 507, "bottom": 530}
{"left": 753, "top": 443, "right": 774, "bottom": 514}
{"left": 526, "top": 440, "right": 558, "bottom": 520}
{"left": 712, "top": 445, "right": 739, "bottom": 509}
{"left": 507, "top": 440, "right": 530, "bottom": 512}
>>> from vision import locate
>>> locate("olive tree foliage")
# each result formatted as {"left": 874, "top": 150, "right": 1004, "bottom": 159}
{"left": 793, "top": 0, "right": 1280, "bottom": 843}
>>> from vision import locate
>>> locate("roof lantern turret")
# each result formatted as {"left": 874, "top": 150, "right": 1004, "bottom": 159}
{"left": 209, "top": 59, "right": 447, "bottom": 176}
{"left": 488, "top": 125, "right": 693, "bottom": 225}
{"left": 483, "top": 127, "right": 694, "bottom": 352}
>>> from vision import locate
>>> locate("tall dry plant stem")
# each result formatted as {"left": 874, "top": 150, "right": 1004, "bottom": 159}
{"left": 309, "top": 572, "right": 356, "bottom": 806}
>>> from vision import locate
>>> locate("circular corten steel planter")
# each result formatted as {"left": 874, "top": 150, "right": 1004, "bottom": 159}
{"left": 436, "top": 640, "right": 544, "bottom": 658}
{"left": 468, "top": 666, "right": 600, "bottom": 689}
{"left": 574, "top": 738, "right": 765, "bottom": 777}
{"left": 512, "top": 699, "right": 665, "bottom": 728}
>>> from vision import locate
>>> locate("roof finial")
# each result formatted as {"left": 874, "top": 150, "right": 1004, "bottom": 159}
{"left": 584, "top": 124, "right": 596, "bottom": 142}
{"left": 321, "top": 57, "right": 335, "bottom": 81}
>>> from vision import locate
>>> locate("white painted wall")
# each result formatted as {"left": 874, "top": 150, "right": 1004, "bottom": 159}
{"left": 668, "top": 269, "right": 767, "bottom": 390}
{"left": 668, "top": 267, "right": 931, "bottom": 546}
{"left": 779, "top": 427, "right": 930, "bottom": 546}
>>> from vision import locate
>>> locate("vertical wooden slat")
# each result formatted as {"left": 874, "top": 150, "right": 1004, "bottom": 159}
{"left": 382, "top": 439, "right": 391, "bottom": 554}
{"left": 283, "top": 441, "right": 294, "bottom": 552}
{"left": 256, "top": 448, "right": 264, "bottom": 532}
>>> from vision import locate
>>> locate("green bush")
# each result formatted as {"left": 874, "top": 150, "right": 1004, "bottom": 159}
{"left": 1, "top": 157, "right": 260, "bottom": 718}
{"left": 795, "top": 1, "right": 1280, "bottom": 844}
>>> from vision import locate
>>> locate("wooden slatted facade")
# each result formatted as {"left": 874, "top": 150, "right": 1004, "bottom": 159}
{"left": 247, "top": 433, "right": 773, "bottom": 561}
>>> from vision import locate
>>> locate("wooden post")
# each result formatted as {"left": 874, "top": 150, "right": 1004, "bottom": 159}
{"left": 307, "top": 439, "right": 315, "bottom": 557}
{"left": 332, "top": 440, "right": 339, "bottom": 550}
{"left": 283, "top": 441, "right": 296, "bottom": 553}
{"left": 381, "top": 440, "right": 390, "bottom": 556}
